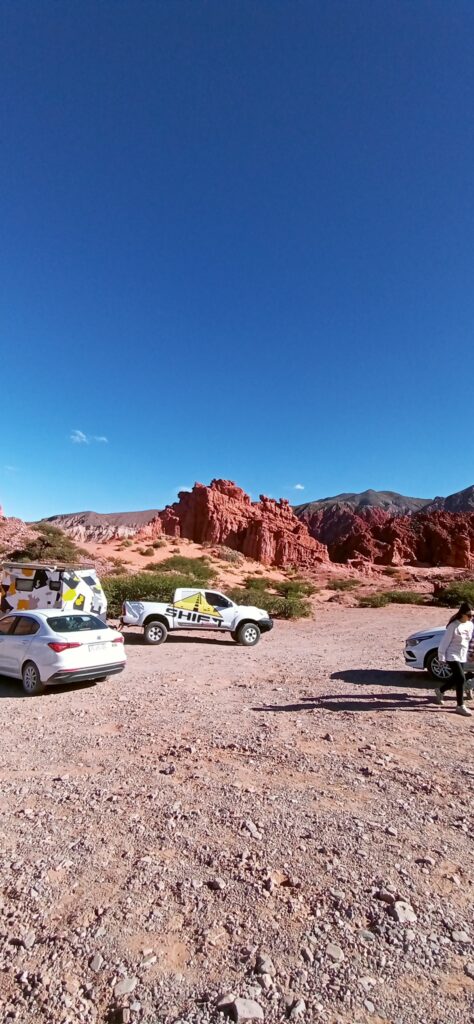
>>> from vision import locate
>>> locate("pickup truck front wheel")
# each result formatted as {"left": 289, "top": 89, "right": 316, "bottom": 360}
{"left": 236, "top": 622, "right": 261, "bottom": 647}
{"left": 144, "top": 620, "right": 168, "bottom": 645}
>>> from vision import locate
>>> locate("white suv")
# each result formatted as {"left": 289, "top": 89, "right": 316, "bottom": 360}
{"left": 404, "top": 627, "right": 474, "bottom": 681}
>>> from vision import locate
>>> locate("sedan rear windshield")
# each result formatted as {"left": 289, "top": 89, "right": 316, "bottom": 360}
{"left": 48, "top": 614, "right": 108, "bottom": 634}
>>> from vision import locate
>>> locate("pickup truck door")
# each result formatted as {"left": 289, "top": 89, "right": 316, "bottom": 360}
{"left": 171, "top": 590, "right": 233, "bottom": 630}
{"left": 203, "top": 591, "right": 236, "bottom": 630}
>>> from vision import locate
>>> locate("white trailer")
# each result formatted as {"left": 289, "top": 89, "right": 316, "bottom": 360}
{"left": 0, "top": 563, "right": 107, "bottom": 619}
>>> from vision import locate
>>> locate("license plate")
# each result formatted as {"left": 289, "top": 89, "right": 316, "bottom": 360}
{"left": 88, "top": 642, "right": 111, "bottom": 653}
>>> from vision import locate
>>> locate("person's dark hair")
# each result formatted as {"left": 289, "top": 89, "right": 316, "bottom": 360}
{"left": 447, "top": 601, "right": 473, "bottom": 625}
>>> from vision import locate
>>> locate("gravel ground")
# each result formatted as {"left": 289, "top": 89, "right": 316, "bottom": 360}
{"left": 1, "top": 605, "right": 473, "bottom": 1024}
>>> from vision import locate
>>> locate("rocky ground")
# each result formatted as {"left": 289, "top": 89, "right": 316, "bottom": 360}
{"left": 1, "top": 606, "right": 474, "bottom": 1024}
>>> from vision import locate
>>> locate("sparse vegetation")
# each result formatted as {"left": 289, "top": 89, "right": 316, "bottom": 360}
{"left": 103, "top": 572, "right": 192, "bottom": 617}
{"left": 275, "top": 578, "right": 317, "bottom": 598}
{"left": 107, "top": 557, "right": 127, "bottom": 575}
{"left": 6, "top": 523, "right": 87, "bottom": 564}
{"left": 227, "top": 585, "right": 312, "bottom": 619}
{"left": 434, "top": 581, "right": 474, "bottom": 607}
{"left": 327, "top": 579, "right": 359, "bottom": 592}
{"left": 242, "top": 575, "right": 275, "bottom": 591}
{"left": 152, "top": 539, "right": 166, "bottom": 549}
{"left": 215, "top": 545, "right": 243, "bottom": 564}
{"left": 384, "top": 590, "right": 425, "bottom": 605}
{"left": 120, "top": 539, "right": 133, "bottom": 548}
{"left": 358, "top": 593, "right": 390, "bottom": 608}
{"left": 359, "top": 590, "right": 426, "bottom": 608}
{"left": 156, "top": 555, "right": 214, "bottom": 585}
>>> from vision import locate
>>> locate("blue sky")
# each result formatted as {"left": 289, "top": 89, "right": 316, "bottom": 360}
{"left": 1, "top": 0, "right": 473, "bottom": 520}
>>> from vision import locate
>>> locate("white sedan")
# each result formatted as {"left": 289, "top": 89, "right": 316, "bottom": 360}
{"left": 0, "top": 610, "right": 126, "bottom": 695}
{"left": 404, "top": 626, "right": 474, "bottom": 682}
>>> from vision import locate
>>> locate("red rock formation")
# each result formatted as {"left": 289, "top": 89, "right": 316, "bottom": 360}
{"left": 138, "top": 480, "right": 329, "bottom": 569}
{"left": 329, "top": 510, "right": 474, "bottom": 569}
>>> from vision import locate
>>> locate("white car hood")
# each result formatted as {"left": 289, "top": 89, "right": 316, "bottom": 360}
{"left": 407, "top": 627, "right": 445, "bottom": 641}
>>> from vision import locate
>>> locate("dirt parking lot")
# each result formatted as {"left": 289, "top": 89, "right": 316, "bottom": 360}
{"left": 1, "top": 606, "right": 473, "bottom": 1024}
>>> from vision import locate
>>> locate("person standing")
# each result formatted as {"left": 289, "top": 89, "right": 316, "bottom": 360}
{"left": 435, "top": 602, "right": 473, "bottom": 716}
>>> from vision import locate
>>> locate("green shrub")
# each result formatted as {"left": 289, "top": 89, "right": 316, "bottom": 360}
{"left": 358, "top": 590, "right": 425, "bottom": 608}
{"left": 215, "top": 545, "right": 243, "bottom": 564}
{"left": 382, "top": 566, "right": 401, "bottom": 577}
{"left": 434, "top": 581, "right": 474, "bottom": 607}
{"left": 274, "top": 595, "right": 312, "bottom": 618}
{"left": 327, "top": 579, "right": 359, "bottom": 592}
{"left": 384, "top": 590, "right": 425, "bottom": 605}
{"left": 227, "top": 586, "right": 311, "bottom": 619}
{"left": 152, "top": 539, "right": 166, "bottom": 549}
{"left": 120, "top": 539, "right": 133, "bottom": 548}
{"left": 157, "top": 555, "right": 214, "bottom": 585}
{"left": 7, "top": 523, "right": 87, "bottom": 563}
{"left": 358, "top": 593, "right": 390, "bottom": 608}
{"left": 103, "top": 571, "right": 191, "bottom": 617}
{"left": 242, "top": 575, "right": 275, "bottom": 591}
{"left": 275, "top": 578, "right": 317, "bottom": 598}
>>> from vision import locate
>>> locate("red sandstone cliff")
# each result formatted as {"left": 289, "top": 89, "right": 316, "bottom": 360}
{"left": 322, "top": 510, "right": 474, "bottom": 569}
{"left": 138, "top": 480, "right": 329, "bottom": 569}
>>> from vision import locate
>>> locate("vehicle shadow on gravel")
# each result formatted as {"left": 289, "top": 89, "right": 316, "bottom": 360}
{"left": 0, "top": 677, "right": 97, "bottom": 699}
{"left": 123, "top": 633, "right": 234, "bottom": 646}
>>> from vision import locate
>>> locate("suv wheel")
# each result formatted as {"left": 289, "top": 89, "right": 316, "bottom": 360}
{"left": 144, "top": 620, "right": 168, "bottom": 645}
{"left": 22, "top": 661, "right": 44, "bottom": 696}
{"left": 236, "top": 622, "right": 261, "bottom": 647}
{"left": 426, "top": 650, "right": 452, "bottom": 681}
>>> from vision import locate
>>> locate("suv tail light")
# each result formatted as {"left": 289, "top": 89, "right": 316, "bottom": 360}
{"left": 48, "top": 642, "right": 82, "bottom": 653}
{"left": 112, "top": 636, "right": 124, "bottom": 644}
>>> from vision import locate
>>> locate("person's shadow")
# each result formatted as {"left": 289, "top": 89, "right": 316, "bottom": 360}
{"left": 253, "top": 668, "right": 441, "bottom": 714}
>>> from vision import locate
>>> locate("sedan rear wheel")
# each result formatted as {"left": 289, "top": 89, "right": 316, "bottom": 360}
{"left": 22, "top": 661, "right": 44, "bottom": 696}
{"left": 426, "top": 650, "right": 452, "bottom": 681}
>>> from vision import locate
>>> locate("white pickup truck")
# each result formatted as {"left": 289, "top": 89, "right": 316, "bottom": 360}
{"left": 121, "top": 587, "right": 274, "bottom": 646}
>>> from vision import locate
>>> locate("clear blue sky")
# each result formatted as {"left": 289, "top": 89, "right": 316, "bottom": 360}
{"left": 1, "top": 0, "right": 473, "bottom": 520}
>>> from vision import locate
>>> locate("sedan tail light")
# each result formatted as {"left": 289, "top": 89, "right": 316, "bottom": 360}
{"left": 48, "top": 642, "right": 82, "bottom": 652}
{"left": 112, "top": 636, "right": 124, "bottom": 644}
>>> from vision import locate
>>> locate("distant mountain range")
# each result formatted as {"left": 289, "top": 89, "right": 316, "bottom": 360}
{"left": 41, "top": 484, "right": 474, "bottom": 545}
{"left": 298, "top": 485, "right": 474, "bottom": 516}
{"left": 295, "top": 488, "right": 431, "bottom": 516}
{"left": 43, "top": 508, "right": 161, "bottom": 542}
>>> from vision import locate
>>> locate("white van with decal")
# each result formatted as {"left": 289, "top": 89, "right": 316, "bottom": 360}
{"left": 121, "top": 588, "right": 273, "bottom": 646}
{"left": 0, "top": 563, "right": 107, "bottom": 619}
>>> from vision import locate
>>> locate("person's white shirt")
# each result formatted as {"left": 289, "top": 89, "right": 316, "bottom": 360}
{"left": 438, "top": 619, "right": 473, "bottom": 663}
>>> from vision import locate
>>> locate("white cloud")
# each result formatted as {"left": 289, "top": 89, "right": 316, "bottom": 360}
{"left": 70, "top": 429, "right": 89, "bottom": 444}
{"left": 294, "top": 483, "right": 305, "bottom": 491}
{"left": 70, "top": 430, "right": 108, "bottom": 445}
